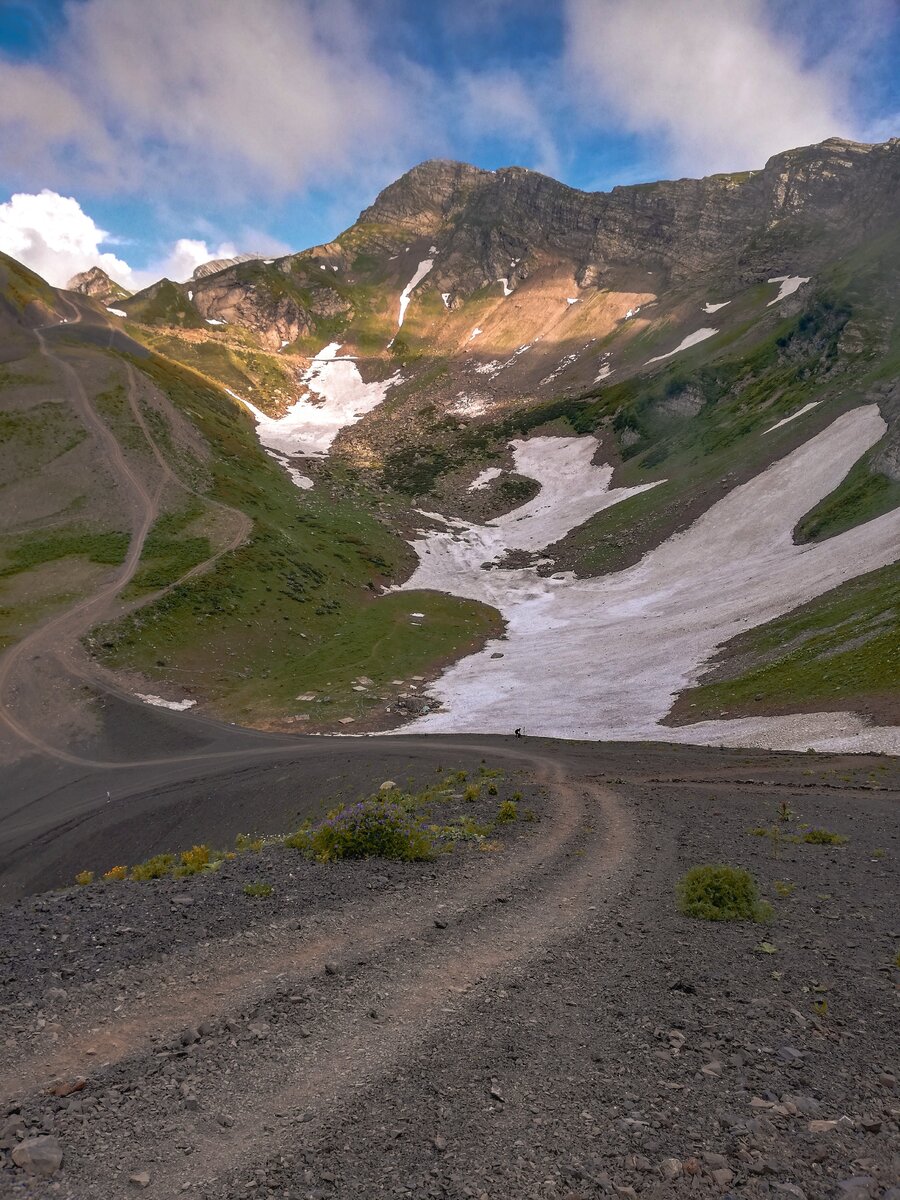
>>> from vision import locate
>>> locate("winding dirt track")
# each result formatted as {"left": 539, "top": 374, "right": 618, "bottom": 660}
{"left": 0, "top": 302, "right": 251, "bottom": 768}
{"left": 0, "top": 751, "right": 630, "bottom": 1197}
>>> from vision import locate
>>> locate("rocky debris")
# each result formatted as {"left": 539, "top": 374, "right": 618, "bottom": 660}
{"left": 191, "top": 254, "right": 261, "bottom": 280}
{"left": 1, "top": 748, "right": 898, "bottom": 1199}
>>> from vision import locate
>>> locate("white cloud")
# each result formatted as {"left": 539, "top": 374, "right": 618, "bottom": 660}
{"left": 456, "top": 70, "right": 561, "bottom": 177}
{"left": 0, "top": 190, "right": 249, "bottom": 291}
{"left": 564, "top": 0, "right": 857, "bottom": 175}
{"left": 0, "top": 0, "right": 425, "bottom": 199}
{"left": 0, "top": 190, "right": 132, "bottom": 288}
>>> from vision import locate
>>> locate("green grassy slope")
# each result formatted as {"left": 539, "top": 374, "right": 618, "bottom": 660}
{"left": 94, "top": 353, "right": 499, "bottom": 725}
{"left": 670, "top": 563, "right": 900, "bottom": 725}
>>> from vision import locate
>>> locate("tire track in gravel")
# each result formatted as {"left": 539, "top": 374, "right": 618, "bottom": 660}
{"left": 0, "top": 763, "right": 632, "bottom": 1199}
{"left": 0, "top": 753, "right": 618, "bottom": 1097}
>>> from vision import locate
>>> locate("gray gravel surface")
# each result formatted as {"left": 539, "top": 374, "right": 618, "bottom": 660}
{"left": 1, "top": 745, "right": 898, "bottom": 1200}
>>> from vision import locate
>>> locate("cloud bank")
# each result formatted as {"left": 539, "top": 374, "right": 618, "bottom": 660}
{"left": 564, "top": 0, "right": 856, "bottom": 174}
{"left": 0, "top": 190, "right": 251, "bottom": 290}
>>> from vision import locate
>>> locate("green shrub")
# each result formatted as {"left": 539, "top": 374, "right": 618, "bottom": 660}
{"left": 243, "top": 882, "right": 273, "bottom": 898}
{"left": 803, "top": 828, "right": 848, "bottom": 846}
{"left": 130, "top": 853, "right": 175, "bottom": 881}
{"left": 487, "top": 783, "right": 498, "bottom": 796}
{"left": 463, "top": 784, "right": 480, "bottom": 802}
{"left": 306, "top": 798, "right": 434, "bottom": 862}
{"left": 74, "top": 870, "right": 94, "bottom": 886}
{"left": 235, "top": 833, "right": 264, "bottom": 853}
{"left": 177, "top": 844, "right": 211, "bottom": 875}
{"left": 496, "top": 799, "right": 518, "bottom": 823}
{"left": 677, "top": 865, "right": 772, "bottom": 922}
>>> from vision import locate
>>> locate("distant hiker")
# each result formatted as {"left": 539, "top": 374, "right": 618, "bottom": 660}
{"left": 514, "top": 727, "right": 522, "bottom": 738}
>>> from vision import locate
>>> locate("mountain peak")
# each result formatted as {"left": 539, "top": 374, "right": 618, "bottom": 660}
{"left": 67, "top": 265, "right": 131, "bottom": 304}
{"left": 358, "top": 159, "right": 490, "bottom": 236}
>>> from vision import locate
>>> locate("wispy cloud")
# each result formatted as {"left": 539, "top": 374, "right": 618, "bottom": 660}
{"left": 0, "top": 0, "right": 426, "bottom": 198}
{"left": 563, "top": 0, "right": 859, "bottom": 175}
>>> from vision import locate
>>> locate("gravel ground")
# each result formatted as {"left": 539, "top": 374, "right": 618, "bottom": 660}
{"left": 1, "top": 745, "right": 898, "bottom": 1200}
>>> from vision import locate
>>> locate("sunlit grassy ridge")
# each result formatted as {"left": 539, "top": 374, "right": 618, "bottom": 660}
{"left": 94, "top": 352, "right": 499, "bottom": 723}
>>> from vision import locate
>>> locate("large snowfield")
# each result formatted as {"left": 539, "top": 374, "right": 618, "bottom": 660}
{"left": 398, "top": 410, "right": 900, "bottom": 753}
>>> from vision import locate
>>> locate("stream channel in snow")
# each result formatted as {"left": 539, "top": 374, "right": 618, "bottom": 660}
{"left": 397, "top": 412, "right": 900, "bottom": 754}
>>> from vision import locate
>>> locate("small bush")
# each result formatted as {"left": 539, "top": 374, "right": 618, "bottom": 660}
{"left": 677, "top": 865, "right": 772, "bottom": 923}
{"left": 803, "top": 828, "right": 848, "bottom": 846}
{"left": 308, "top": 798, "right": 434, "bottom": 863}
{"left": 487, "top": 783, "right": 498, "bottom": 796}
{"left": 455, "top": 770, "right": 467, "bottom": 782}
{"left": 436, "top": 816, "right": 493, "bottom": 843}
{"left": 235, "top": 833, "right": 264, "bottom": 853}
{"left": 283, "top": 826, "right": 312, "bottom": 851}
{"left": 74, "top": 870, "right": 94, "bottom": 886}
{"left": 243, "top": 882, "right": 273, "bottom": 898}
{"left": 463, "top": 784, "right": 480, "bottom": 802}
{"left": 178, "top": 844, "right": 211, "bottom": 875}
{"left": 496, "top": 799, "right": 518, "bottom": 823}
{"left": 130, "top": 853, "right": 175, "bottom": 881}
{"left": 774, "top": 880, "right": 795, "bottom": 898}
{"left": 102, "top": 865, "right": 128, "bottom": 881}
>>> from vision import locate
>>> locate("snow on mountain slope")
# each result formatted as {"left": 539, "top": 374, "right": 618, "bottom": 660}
{"left": 397, "top": 408, "right": 900, "bottom": 752}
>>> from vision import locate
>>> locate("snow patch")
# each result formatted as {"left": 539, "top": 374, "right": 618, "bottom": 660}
{"left": 566, "top": 297, "right": 579, "bottom": 305}
{"left": 767, "top": 275, "right": 810, "bottom": 305}
{"left": 264, "top": 259, "right": 274, "bottom": 264}
{"left": 187, "top": 290, "right": 193, "bottom": 301}
{"left": 106, "top": 307, "right": 126, "bottom": 317}
{"left": 441, "top": 293, "right": 451, "bottom": 308}
{"left": 227, "top": 344, "right": 400, "bottom": 460}
{"left": 646, "top": 328, "right": 717, "bottom": 364}
{"left": 390, "top": 409, "right": 900, "bottom": 753}
{"left": 205, "top": 318, "right": 226, "bottom": 326}
{"left": 137, "top": 694, "right": 196, "bottom": 711}
{"left": 703, "top": 300, "right": 730, "bottom": 313}
{"left": 467, "top": 327, "right": 483, "bottom": 342}
{"left": 453, "top": 393, "right": 489, "bottom": 417}
{"left": 468, "top": 467, "right": 503, "bottom": 491}
{"left": 397, "top": 258, "right": 434, "bottom": 329}
{"left": 594, "top": 363, "right": 613, "bottom": 382}
{"left": 497, "top": 278, "right": 512, "bottom": 296}
{"left": 764, "top": 401, "right": 821, "bottom": 434}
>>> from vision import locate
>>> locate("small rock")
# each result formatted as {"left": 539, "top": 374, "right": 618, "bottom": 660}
{"left": 379, "top": 780, "right": 397, "bottom": 792}
{"left": 711, "top": 1167, "right": 734, "bottom": 1190}
{"left": 129, "top": 1171, "right": 151, "bottom": 1189}
{"left": 171, "top": 895, "right": 194, "bottom": 907}
{"left": 434, "top": 918, "right": 447, "bottom": 929}
{"left": 433, "top": 1135, "right": 447, "bottom": 1152}
{"left": 12, "top": 1135, "right": 63, "bottom": 1177}
{"left": 701, "top": 1060, "right": 723, "bottom": 1077}
{"left": 324, "top": 961, "right": 340, "bottom": 975}
{"left": 659, "top": 1157, "right": 682, "bottom": 1180}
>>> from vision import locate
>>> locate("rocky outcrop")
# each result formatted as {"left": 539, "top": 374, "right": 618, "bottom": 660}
{"left": 355, "top": 138, "right": 900, "bottom": 299}
{"left": 66, "top": 266, "right": 131, "bottom": 305}
{"left": 190, "top": 263, "right": 351, "bottom": 350}
{"left": 191, "top": 254, "right": 262, "bottom": 280}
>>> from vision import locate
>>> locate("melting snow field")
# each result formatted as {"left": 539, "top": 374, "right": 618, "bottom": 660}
{"left": 397, "top": 411, "right": 900, "bottom": 754}
{"left": 137, "top": 694, "right": 196, "bottom": 712}
{"left": 646, "top": 327, "right": 718, "bottom": 364}
{"left": 468, "top": 467, "right": 503, "bottom": 491}
{"left": 764, "top": 401, "right": 821, "bottom": 434}
{"left": 768, "top": 275, "right": 810, "bottom": 305}
{"left": 232, "top": 344, "right": 400, "bottom": 460}
{"left": 396, "top": 259, "right": 434, "bottom": 329}
{"left": 703, "top": 300, "right": 730, "bottom": 314}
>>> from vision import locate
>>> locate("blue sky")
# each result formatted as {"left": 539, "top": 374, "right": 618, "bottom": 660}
{"left": 0, "top": 0, "right": 898, "bottom": 288}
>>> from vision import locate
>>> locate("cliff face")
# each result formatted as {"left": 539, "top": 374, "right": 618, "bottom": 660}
{"left": 357, "top": 137, "right": 900, "bottom": 296}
